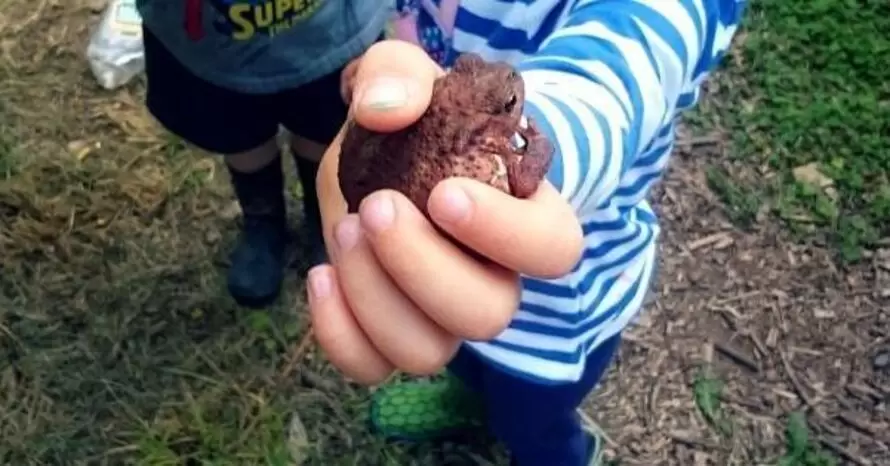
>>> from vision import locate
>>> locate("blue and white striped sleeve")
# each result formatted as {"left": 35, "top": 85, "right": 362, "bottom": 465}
{"left": 517, "top": 0, "right": 747, "bottom": 211}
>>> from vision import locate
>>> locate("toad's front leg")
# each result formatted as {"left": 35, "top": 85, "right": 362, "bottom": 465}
{"left": 506, "top": 132, "right": 554, "bottom": 198}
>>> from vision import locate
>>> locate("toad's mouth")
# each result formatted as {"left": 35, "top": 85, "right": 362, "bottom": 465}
{"left": 510, "top": 114, "right": 530, "bottom": 152}
{"left": 491, "top": 115, "right": 532, "bottom": 186}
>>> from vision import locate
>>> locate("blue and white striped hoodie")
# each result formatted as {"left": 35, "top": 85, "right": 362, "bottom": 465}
{"left": 390, "top": 0, "right": 747, "bottom": 383}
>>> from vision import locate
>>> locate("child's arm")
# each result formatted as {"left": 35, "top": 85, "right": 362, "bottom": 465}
{"left": 518, "top": 0, "right": 747, "bottom": 211}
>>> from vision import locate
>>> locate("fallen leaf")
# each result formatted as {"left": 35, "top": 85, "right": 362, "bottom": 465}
{"left": 287, "top": 412, "right": 310, "bottom": 465}
{"left": 67, "top": 140, "right": 101, "bottom": 160}
{"left": 792, "top": 162, "right": 838, "bottom": 199}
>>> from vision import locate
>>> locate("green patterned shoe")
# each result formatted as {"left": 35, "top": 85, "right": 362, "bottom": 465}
{"left": 369, "top": 374, "right": 485, "bottom": 441}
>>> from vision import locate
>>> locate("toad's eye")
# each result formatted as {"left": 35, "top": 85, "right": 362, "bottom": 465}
{"left": 503, "top": 94, "right": 518, "bottom": 113}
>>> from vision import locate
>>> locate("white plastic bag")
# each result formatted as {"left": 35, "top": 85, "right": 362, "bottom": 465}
{"left": 87, "top": 0, "right": 145, "bottom": 90}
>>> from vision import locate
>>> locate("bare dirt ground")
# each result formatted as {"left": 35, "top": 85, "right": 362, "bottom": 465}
{"left": 1, "top": 1, "right": 888, "bottom": 465}
{"left": 592, "top": 138, "right": 890, "bottom": 466}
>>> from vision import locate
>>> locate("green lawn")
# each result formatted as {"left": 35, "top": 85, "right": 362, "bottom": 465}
{"left": 701, "top": 0, "right": 890, "bottom": 260}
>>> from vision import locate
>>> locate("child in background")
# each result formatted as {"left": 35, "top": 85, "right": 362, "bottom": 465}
{"left": 134, "top": 0, "right": 387, "bottom": 307}
{"left": 312, "top": 0, "right": 748, "bottom": 465}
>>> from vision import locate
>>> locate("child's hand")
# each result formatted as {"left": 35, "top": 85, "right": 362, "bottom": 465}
{"left": 311, "top": 41, "right": 584, "bottom": 385}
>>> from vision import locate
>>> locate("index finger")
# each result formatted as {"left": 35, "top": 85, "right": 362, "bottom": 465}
{"left": 428, "top": 178, "right": 584, "bottom": 278}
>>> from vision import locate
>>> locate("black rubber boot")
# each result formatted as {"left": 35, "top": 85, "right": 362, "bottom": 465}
{"left": 226, "top": 156, "right": 289, "bottom": 308}
{"left": 294, "top": 155, "right": 328, "bottom": 270}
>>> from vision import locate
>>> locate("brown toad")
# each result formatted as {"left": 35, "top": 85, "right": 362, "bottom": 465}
{"left": 338, "top": 53, "right": 554, "bottom": 220}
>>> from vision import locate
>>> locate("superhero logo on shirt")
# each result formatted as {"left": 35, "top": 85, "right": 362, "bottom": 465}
{"left": 201, "top": 0, "right": 324, "bottom": 40}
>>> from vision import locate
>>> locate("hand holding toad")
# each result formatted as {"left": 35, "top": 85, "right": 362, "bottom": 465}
{"left": 310, "top": 40, "right": 584, "bottom": 384}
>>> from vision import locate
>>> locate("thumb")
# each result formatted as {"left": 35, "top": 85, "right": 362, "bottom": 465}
{"left": 351, "top": 40, "right": 444, "bottom": 132}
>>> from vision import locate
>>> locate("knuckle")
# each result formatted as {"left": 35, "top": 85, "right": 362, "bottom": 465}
{"left": 402, "top": 351, "right": 451, "bottom": 376}
{"left": 464, "top": 314, "right": 511, "bottom": 341}
{"left": 461, "top": 297, "right": 517, "bottom": 341}
{"left": 401, "top": 342, "right": 457, "bottom": 376}
{"left": 358, "top": 368, "right": 393, "bottom": 386}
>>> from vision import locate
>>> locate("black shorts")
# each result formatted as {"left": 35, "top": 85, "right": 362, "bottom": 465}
{"left": 143, "top": 28, "right": 349, "bottom": 155}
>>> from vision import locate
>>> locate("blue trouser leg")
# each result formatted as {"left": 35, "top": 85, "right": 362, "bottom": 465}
{"left": 446, "top": 345, "right": 487, "bottom": 391}
{"left": 447, "top": 335, "right": 621, "bottom": 466}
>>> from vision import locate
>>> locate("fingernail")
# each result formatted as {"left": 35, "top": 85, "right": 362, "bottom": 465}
{"left": 307, "top": 267, "right": 331, "bottom": 300}
{"left": 361, "top": 194, "right": 395, "bottom": 233}
{"left": 358, "top": 77, "right": 409, "bottom": 110}
{"left": 432, "top": 185, "right": 472, "bottom": 224}
{"left": 335, "top": 216, "right": 361, "bottom": 252}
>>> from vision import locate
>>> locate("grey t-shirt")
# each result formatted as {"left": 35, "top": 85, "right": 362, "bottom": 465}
{"left": 136, "top": 0, "right": 388, "bottom": 94}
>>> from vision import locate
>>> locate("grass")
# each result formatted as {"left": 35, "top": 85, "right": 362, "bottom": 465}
{"left": 777, "top": 412, "right": 836, "bottom": 466}
{"left": 0, "top": 4, "right": 503, "bottom": 465}
{"left": 0, "top": 0, "right": 882, "bottom": 464}
{"left": 698, "top": 0, "right": 890, "bottom": 261}
{"left": 692, "top": 370, "right": 733, "bottom": 438}
{"left": 693, "top": 372, "right": 836, "bottom": 465}
{"left": 0, "top": 122, "right": 496, "bottom": 464}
